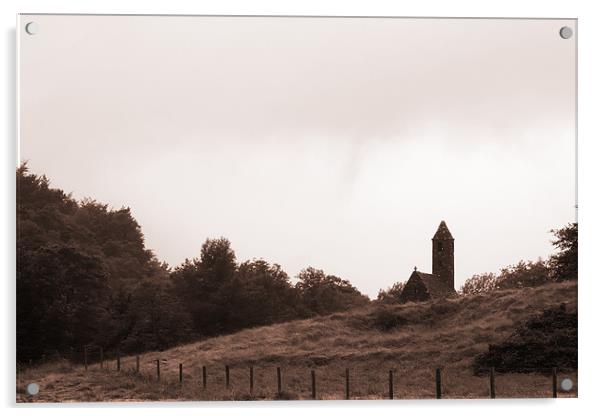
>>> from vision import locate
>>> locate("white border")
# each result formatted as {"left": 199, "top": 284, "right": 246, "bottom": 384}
{"left": 3, "top": 1, "right": 601, "bottom": 415}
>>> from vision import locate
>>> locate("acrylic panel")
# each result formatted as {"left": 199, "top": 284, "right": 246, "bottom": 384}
{"left": 16, "top": 15, "right": 577, "bottom": 402}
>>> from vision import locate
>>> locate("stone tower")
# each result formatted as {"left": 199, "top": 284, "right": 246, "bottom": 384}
{"left": 432, "top": 220, "right": 454, "bottom": 291}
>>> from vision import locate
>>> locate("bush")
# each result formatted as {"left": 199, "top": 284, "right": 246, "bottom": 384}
{"left": 430, "top": 298, "right": 460, "bottom": 316}
{"left": 473, "top": 304, "right": 577, "bottom": 374}
{"left": 372, "top": 307, "right": 408, "bottom": 331}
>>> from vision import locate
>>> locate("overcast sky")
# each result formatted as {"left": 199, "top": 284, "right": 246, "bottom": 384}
{"left": 19, "top": 15, "right": 576, "bottom": 298}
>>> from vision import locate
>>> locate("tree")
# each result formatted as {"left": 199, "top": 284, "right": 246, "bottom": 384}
{"left": 229, "top": 259, "right": 299, "bottom": 328}
{"left": 17, "top": 244, "right": 112, "bottom": 362}
{"left": 198, "top": 237, "right": 237, "bottom": 288}
{"left": 376, "top": 281, "right": 406, "bottom": 303}
{"left": 120, "top": 281, "right": 193, "bottom": 353}
{"left": 549, "top": 223, "right": 577, "bottom": 281}
{"left": 75, "top": 199, "right": 154, "bottom": 288}
{"left": 295, "top": 267, "right": 369, "bottom": 316}
{"left": 460, "top": 273, "right": 497, "bottom": 295}
{"left": 171, "top": 237, "right": 238, "bottom": 336}
{"left": 16, "top": 164, "right": 177, "bottom": 362}
{"left": 495, "top": 259, "right": 552, "bottom": 289}
{"left": 459, "top": 260, "right": 552, "bottom": 295}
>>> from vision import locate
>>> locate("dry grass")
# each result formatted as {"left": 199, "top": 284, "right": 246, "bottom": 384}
{"left": 16, "top": 281, "right": 577, "bottom": 402}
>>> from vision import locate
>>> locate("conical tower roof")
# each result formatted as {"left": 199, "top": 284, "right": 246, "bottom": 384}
{"left": 432, "top": 220, "right": 453, "bottom": 240}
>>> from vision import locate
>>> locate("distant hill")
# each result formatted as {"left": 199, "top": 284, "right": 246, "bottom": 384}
{"left": 17, "top": 280, "right": 577, "bottom": 401}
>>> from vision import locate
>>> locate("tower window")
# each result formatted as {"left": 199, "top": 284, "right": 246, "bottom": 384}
{"left": 437, "top": 242, "right": 443, "bottom": 252}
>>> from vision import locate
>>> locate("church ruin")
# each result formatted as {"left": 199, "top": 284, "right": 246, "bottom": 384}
{"left": 399, "top": 221, "right": 457, "bottom": 303}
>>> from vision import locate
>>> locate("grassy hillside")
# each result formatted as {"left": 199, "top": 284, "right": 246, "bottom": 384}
{"left": 17, "top": 281, "right": 577, "bottom": 402}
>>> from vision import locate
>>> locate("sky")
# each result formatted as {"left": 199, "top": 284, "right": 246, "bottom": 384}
{"left": 18, "top": 15, "right": 576, "bottom": 298}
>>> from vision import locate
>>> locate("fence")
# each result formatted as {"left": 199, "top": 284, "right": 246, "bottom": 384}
{"left": 71, "top": 345, "right": 573, "bottom": 400}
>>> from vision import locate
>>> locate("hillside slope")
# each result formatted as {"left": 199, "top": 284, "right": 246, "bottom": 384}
{"left": 17, "top": 281, "right": 577, "bottom": 401}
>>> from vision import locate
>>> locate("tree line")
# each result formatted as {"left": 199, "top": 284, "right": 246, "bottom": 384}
{"left": 16, "top": 165, "right": 369, "bottom": 363}
{"left": 16, "top": 164, "right": 577, "bottom": 363}
{"left": 459, "top": 223, "right": 577, "bottom": 295}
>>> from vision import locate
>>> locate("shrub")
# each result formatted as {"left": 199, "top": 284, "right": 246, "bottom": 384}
{"left": 372, "top": 307, "right": 408, "bottom": 331}
{"left": 473, "top": 304, "right": 577, "bottom": 374}
{"left": 430, "top": 299, "right": 460, "bottom": 316}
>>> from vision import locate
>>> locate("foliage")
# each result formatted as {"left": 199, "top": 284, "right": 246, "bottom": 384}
{"left": 17, "top": 244, "right": 112, "bottom": 360}
{"left": 230, "top": 259, "right": 299, "bottom": 327}
{"left": 549, "top": 223, "right": 578, "bottom": 281}
{"left": 295, "top": 267, "right": 370, "bottom": 317}
{"left": 371, "top": 306, "right": 408, "bottom": 331}
{"left": 459, "top": 273, "right": 497, "bottom": 295}
{"left": 460, "top": 223, "right": 577, "bottom": 295}
{"left": 496, "top": 259, "right": 553, "bottom": 289}
{"left": 461, "top": 260, "right": 553, "bottom": 295}
{"left": 17, "top": 164, "right": 370, "bottom": 362}
{"left": 119, "top": 280, "right": 193, "bottom": 352}
{"left": 171, "top": 237, "right": 238, "bottom": 336}
{"left": 473, "top": 304, "right": 577, "bottom": 374}
{"left": 17, "top": 164, "right": 192, "bottom": 362}
{"left": 376, "top": 281, "right": 406, "bottom": 303}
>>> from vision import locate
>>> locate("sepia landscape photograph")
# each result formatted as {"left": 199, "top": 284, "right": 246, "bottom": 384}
{"left": 16, "top": 15, "right": 577, "bottom": 402}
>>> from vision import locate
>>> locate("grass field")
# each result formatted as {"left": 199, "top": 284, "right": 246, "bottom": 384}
{"left": 16, "top": 281, "right": 577, "bottom": 402}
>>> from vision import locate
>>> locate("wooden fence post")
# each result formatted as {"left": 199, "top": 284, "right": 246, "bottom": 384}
{"left": 117, "top": 350, "right": 121, "bottom": 372}
{"left": 389, "top": 369, "right": 394, "bottom": 399}
{"left": 156, "top": 359, "right": 160, "bottom": 381}
{"left": 345, "top": 368, "right": 350, "bottom": 400}
{"left": 100, "top": 347, "right": 104, "bottom": 370}
{"left": 179, "top": 363, "right": 183, "bottom": 384}
{"left": 249, "top": 366, "right": 254, "bottom": 395}
{"left": 311, "top": 370, "right": 316, "bottom": 399}
{"left": 552, "top": 367, "right": 558, "bottom": 398}
{"left": 84, "top": 346, "right": 88, "bottom": 371}
{"left": 202, "top": 366, "right": 207, "bottom": 389}
{"left": 490, "top": 367, "right": 496, "bottom": 399}
{"left": 435, "top": 368, "right": 442, "bottom": 399}
{"left": 277, "top": 367, "right": 282, "bottom": 395}
{"left": 225, "top": 365, "right": 230, "bottom": 388}
{"left": 136, "top": 355, "right": 140, "bottom": 373}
